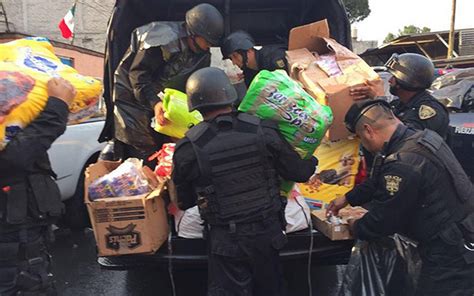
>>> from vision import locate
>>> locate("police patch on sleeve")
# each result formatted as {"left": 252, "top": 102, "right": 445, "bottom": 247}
{"left": 275, "top": 59, "right": 285, "bottom": 68}
{"left": 419, "top": 105, "right": 437, "bottom": 120}
{"left": 384, "top": 175, "right": 402, "bottom": 196}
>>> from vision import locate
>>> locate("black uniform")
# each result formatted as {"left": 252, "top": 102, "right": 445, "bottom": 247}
{"left": 346, "top": 124, "right": 474, "bottom": 295}
{"left": 113, "top": 21, "right": 211, "bottom": 165}
{"left": 390, "top": 90, "right": 449, "bottom": 139}
{"left": 172, "top": 112, "right": 316, "bottom": 296}
{"left": 0, "top": 97, "right": 67, "bottom": 295}
{"left": 243, "top": 44, "right": 287, "bottom": 86}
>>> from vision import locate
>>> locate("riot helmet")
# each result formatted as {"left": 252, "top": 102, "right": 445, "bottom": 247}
{"left": 187, "top": 67, "right": 237, "bottom": 112}
{"left": 385, "top": 53, "right": 435, "bottom": 90}
{"left": 185, "top": 3, "right": 224, "bottom": 46}
{"left": 221, "top": 31, "right": 256, "bottom": 59}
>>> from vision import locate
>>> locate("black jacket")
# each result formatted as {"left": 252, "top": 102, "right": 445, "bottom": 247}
{"left": 0, "top": 97, "right": 68, "bottom": 231}
{"left": 390, "top": 91, "right": 449, "bottom": 139}
{"left": 172, "top": 112, "right": 317, "bottom": 211}
{"left": 0, "top": 98, "right": 68, "bottom": 182}
{"left": 243, "top": 44, "right": 288, "bottom": 86}
{"left": 348, "top": 125, "right": 467, "bottom": 243}
{"left": 113, "top": 22, "right": 211, "bottom": 150}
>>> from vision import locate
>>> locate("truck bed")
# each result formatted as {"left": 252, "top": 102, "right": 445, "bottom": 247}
{"left": 98, "top": 229, "right": 353, "bottom": 270}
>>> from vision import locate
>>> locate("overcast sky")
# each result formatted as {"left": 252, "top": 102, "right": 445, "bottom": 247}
{"left": 355, "top": 0, "right": 473, "bottom": 44}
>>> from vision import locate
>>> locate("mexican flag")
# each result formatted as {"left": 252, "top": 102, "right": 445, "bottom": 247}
{"left": 58, "top": 3, "right": 76, "bottom": 39}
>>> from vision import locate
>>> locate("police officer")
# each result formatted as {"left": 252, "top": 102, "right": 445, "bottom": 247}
{"left": 112, "top": 3, "right": 224, "bottom": 167}
{"left": 0, "top": 78, "right": 76, "bottom": 295}
{"left": 172, "top": 67, "right": 317, "bottom": 295}
{"left": 221, "top": 30, "right": 288, "bottom": 86}
{"left": 350, "top": 53, "right": 449, "bottom": 138}
{"left": 328, "top": 99, "right": 474, "bottom": 295}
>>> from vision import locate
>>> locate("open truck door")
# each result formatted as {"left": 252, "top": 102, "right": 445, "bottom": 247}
{"left": 99, "top": 0, "right": 351, "bottom": 143}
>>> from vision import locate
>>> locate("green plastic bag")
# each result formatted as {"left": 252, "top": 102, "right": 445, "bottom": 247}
{"left": 154, "top": 88, "right": 203, "bottom": 139}
{"left": 239, "top": 70, "right": 333, "bottom": 193}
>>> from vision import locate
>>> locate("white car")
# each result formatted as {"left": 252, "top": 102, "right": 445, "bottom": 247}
{"left": 48, "top": 118, "right": 106, "bottom": 229}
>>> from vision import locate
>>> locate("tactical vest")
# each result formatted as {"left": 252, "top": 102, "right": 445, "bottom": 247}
{"left": 390, "top": 129, "right": 474, "bottom": 245}
{"left": 185, "top": 113, "right": 280, "bottom": 225}
{"left": 0, "top": 174, "right": 64, "bottom": 229}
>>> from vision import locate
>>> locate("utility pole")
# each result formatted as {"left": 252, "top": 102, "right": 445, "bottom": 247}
{"left": 447, "top": 0, "right": 457, "bottom": 59}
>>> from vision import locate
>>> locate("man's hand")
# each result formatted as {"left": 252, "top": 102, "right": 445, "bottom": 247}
{"left": 350, "top": 80, "right": 378, "bottom": 100}
{"left": 326, "top": 195, "right": 349, "bottom": 217}
{"left": 154, "top": 101, "right": 169, "bottom": 126}
{"left": 47, "top": 78, "right": 76, "bottom": 107}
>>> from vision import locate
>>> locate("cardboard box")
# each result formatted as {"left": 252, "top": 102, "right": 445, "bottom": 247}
{"left": 84, "top": 161, "right": 169, "bottom": 257}
{"left": 311, "top": 206, "right": 367, "bottom": 240}
{"left": 286, "top": 20, "right": 384, "bottom": 141}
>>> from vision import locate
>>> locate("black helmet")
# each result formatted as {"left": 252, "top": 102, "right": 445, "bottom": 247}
{"left": 344, "top": 99, "right": 392, "bottom": 133}
{"left": 187, "top": 67, "right": 237, "bottom": 112}
{"left": 185, "top": 3, "right": 224, "bottom": 46}
{"left": 221, "top": 31, "right": 255, "bottom": 59}
{"left": 384, "top": 53, "right": 435, "bottom": 90}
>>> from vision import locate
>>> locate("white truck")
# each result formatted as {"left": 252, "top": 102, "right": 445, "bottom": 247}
{"left": 48, "top": 118, "right": 106, "bottom": 229}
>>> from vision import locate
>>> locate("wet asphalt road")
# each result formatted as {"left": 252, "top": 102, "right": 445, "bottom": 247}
{"left": 51, "top": 228, "right": 345, "bottom": 296}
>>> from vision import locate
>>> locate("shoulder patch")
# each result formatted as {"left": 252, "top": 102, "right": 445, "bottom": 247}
{"left": 275, "top": 59, "right": 285, "bottom": 68}
{"left": 419, "top": 105, "right": 437, "bottom": 120}
{"left": 384, "top": 175, "right": 402, "bottom": 196}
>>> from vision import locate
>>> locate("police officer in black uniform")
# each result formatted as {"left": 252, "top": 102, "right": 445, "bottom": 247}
{"left": 0, "top": 78, "right": 76, "bottom": 295}
{"left": 112, "top": 3, "right": 224, "bottom": 167}
{"left": 220, "top": 30, "right": 288, "bottom": 87}
{"left": 350, "top": 53, "right": 449, "bottom": 138}
{"left": 172, "top": 67, "right": 317, "bottom": 296}
{"left": 328, "top": 99, "right": 474, "bottom": 295}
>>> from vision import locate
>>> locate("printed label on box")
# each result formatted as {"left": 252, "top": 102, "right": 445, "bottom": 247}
{"left": 105, "top": 223, "right": 142, "bottom": 250}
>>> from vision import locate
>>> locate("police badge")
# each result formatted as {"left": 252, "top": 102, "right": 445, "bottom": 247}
{"left": 384, "top": 175, "right": 402, "bottom": 196}
{"left": 419, "top": 105, "right": 436, "bottom": 120}
{"left": 275, "top": 59, "right": 285, "bottom": 68}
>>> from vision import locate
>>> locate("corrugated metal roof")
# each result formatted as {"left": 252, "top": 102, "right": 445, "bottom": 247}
{"left": 460, "top": 29, "right": 474, "bottom": 56}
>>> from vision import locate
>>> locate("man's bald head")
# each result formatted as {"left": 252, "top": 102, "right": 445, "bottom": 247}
{"left": 345, "top": 99, "right": 402, "bottom": 153}
{"left": 355, "top": 103, "right": 398, "bottom": 133}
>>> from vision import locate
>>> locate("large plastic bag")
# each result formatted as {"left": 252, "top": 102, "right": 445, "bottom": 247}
{"left": 338, "top": 235, "right": 421, "bottom": 296}
{"left": 285, "top": 186, "right": 311, "bottom": 233}
{"left": 429, "top": 68, "right": 474, "bottom": 112}
{"left": 88, "top": 158, "right": 151, "bottom": 200}
{"left": 238, "top": 70, "right": 333, "bottom": 193}
{"left": 173, "top": 186, "right": 312, "bottom": 238}
{"left": 152, "top": 88, "right": 203, "bottom": 139}
{"left": 0, "top": 37, "right": 103, "bottom": 149}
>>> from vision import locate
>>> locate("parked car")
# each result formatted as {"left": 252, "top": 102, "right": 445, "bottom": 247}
{"left": 48, "top": 117, "right": 106, "bottom": 229}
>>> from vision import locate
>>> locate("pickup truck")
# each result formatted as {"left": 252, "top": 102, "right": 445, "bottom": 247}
{"left": 92, "top": 0, "right": 474, "bottom": 271}
{"left": 96, "top": 0, "right": 355, "bottom": 269}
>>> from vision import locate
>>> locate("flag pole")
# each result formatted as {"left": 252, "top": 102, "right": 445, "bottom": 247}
{"left": 70, "top": 0, "right": 78, "bottom": 45}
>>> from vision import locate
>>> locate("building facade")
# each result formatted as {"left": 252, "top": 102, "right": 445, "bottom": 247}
{"left": 0, "top": 0, "right": 114, "bottom": 52}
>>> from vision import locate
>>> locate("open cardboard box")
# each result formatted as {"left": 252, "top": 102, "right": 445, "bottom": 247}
{"left": 286, "top": 20, "right": 384, "bottom": 141}
{"left": 311, "top": 206, "right": 367, "bottom": 240}
{"left": 84, "top": 161, "right": 169, "bottom": 257}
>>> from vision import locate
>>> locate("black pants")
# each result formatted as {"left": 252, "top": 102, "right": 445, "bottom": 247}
{"left": 417, "top": 238, "right": 474, "bottom": 296}
{"left": 207, "top": 219, "right": 288, "bottom": 296}
{"left": 0, "top": 226, "right": 56, "bottom": 296}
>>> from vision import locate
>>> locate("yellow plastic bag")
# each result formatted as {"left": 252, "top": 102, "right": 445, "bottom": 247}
{"left": 0, "top": 37, "right": 103, "bottom": 149}
{"left": 153, "top": 88, "right": 202, "bottom": 139}
{"left": 296, "top": 138, "right": 361, "bottom": 209}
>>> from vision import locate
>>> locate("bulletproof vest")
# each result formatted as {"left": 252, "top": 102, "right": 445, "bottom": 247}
{"left": 393, "top": 129, "right": 474, "bottom": 243}
{"left": 185, "top": 113, "right": 280, "bottom": 225}
{"left": 0, "top": 174, "right": 64, "bottom": 228}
